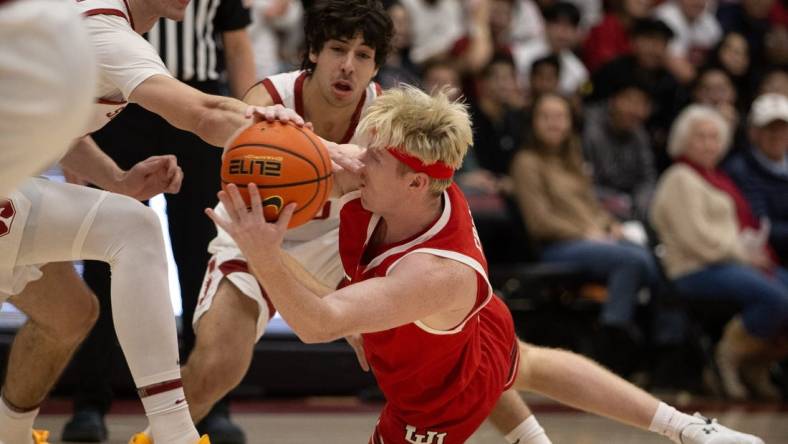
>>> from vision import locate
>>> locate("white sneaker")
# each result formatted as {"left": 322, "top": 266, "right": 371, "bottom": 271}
{"left": 679, "top": 413, "right": 764, "bottom": 444}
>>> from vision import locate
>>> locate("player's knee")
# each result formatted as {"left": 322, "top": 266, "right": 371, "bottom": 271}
{"left": 108, "top": 195, "right": 166, "bottom": 257}
{"left": 514, "top": 340, "right": 536, "bottom": 389}
{"left": 55, "top": 292, "right": 99, "bottom": 344}
{"left": 124, "top": 197, "right": 162, "bottom": 236}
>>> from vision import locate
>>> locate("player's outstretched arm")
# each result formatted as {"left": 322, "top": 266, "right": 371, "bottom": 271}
{"left": 206, "top": 183, "right": 477, "bottom": 343}
{"left": 129, "top": 74, "right": 249, "bottom": 147}
{"left": 61, "top": 136, "right": 183, "bottom": 200}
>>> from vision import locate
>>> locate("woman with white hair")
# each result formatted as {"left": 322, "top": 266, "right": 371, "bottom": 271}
{"left": 650, "top": 104, "right": 788, "bottom": 401}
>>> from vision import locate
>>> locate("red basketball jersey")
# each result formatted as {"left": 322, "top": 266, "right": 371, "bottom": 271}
{"left": 338, "top": 184, "right": 519, "bottom": 444}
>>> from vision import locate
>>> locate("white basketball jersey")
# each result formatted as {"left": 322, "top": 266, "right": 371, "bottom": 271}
{"left": 260, "top": 70, "right": 382, "bottom": 242}
{"left": 74, "top": 0, "right": 171, "bottom": 134}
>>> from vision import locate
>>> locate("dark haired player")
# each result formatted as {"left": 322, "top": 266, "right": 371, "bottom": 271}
{"left": 128, "top": 1, "right": 393, "bottom": 442}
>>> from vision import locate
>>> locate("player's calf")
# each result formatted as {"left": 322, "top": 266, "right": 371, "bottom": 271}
{"left": 0, "top": 264, "right": 99, "bottom": 444}
{"left": 184, "top": 279, "right": 259, "bottom": 422}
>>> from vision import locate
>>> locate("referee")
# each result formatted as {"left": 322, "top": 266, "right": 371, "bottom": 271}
{"left": 61, "top": 1, "right": 255, "bottom": 443}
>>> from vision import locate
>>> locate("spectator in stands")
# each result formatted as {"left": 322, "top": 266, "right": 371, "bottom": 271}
{"left": 759, "top": 68, "right": 788, "bottom": 97}
{"left": 583, "top": 0, "right": 655, "bottom": 73}
{"left": 459, "top": 54, "right": 526, "bottom": 261}
{"left": 248, "top": 0, "right": 303, "bottom": 79}
{"left": 650, "top": 104, "right": 788, "bottom": 401}
{"left": 717, "top": 0, "right": 777, "bottom": 69}
{"left": 655, "top": 0, "right": 723, "bottom": 83}
{"left": 583, "top": 78, "right": 656, "bottom": 224}
{"left": 468, "top": 53, "right": 526, "bottom": 174}
{"left": 400, "top": 0, "right": 464, "bottom": 64}
{"left": 689, "top": 66, "right": 748, "bottom": 152}
{"left": 725, "top": 93, "right": 788, "bottom": 265}
{"left": 690, "top": 67, "right": 739, "bottom": 127}
{"left": 402, "top": 0, "right": 493, "bottom": 73}
{"left": 510, "top": 93, "right": 662, "bottom": 374}
{"left": 527, "top": 54, "right": 562, "bottom": 101}
{"left": 764, "top": 23, "right": 788, "bottom": 67}
{"left": 509, "top": 0, "right": 545, "bottom": 45}
{"left": 512, "top": 2, "right": 589, "bottom": 96}
{"left": 589, "top": 18, "right": 681, "bottom": 165}
{"left": 377, "top": 1, "right": 420, "bottom": 88}
{"left": 489, "top": 0, "right": 517, "bottom": 50}
{"left": 706, "top": 32, "right": 755, "bottom": 110}
{"left": 421, "top": 59, "right": 462, "bottom": 100}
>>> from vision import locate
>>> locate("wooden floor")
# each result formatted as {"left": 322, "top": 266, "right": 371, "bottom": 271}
{"left": 34, "top": 396, "right": 788, "bottom": 444}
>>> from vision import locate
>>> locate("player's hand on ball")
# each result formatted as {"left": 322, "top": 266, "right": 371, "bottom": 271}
{"left": 245, "top": 104, "right": 314, "bottom": 131}
{"left": 206, "top": 183, "right": 296, "bottom": 261}
{"left": 116, "top": 155, "right": 183, "bottom": 200}
{"left": 321, "top": 139, "right": 365, "bottom": 173}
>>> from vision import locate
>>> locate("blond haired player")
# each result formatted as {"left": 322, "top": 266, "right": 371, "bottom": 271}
{"left": 211, "top": 86, "right": 764, "bottom": 444}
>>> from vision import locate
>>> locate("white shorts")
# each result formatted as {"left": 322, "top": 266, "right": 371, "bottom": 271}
{"left": 0, "top": 0, "right": 96, "bottom": 197}
{"left": 0, "top": 178, "right": 111, "bottom": 301}
{"left": 194, "top": 204, "right": 344, "bottom": 341}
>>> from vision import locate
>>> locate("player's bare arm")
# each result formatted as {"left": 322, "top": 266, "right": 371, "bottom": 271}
{"left": 242, "top": 82, "right": 275, "bottom": 107}
{"left": 221, "top": 28, "right": 257, "bottom": 99}
{"left": 206, "top": 183, "right": 477, "bottom": 343}
{"left": 61, "top": 136, "right": 183, "bottom": 200}
{"left": 129, "top": 74, "right": 249, "bottom": 147}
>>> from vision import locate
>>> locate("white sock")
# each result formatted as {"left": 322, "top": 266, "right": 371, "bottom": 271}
{"left": 648, "top": 402, "right": 696, "bottom": 444}
{"left": 0, "top": 396, "right": 37, "bottom": 444}
{"left": 505, "top": 415, "right": 552, "bottom": 444}
{"left": 140, "top": 385, "right": 199, "bottom": 444}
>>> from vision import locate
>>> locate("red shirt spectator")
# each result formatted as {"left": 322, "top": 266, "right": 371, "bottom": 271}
{"left": 584, "top": 13, "right": 633, "bottom": 72}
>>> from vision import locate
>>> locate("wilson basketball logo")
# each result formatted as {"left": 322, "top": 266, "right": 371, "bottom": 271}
{"left": 404, "top": 425, "right": 447, "bottom": 444}
{"left": 0, "top": 199, "right": 16, "bottom": 238}
{"left": 228, "top": 156, "right": 282, "bottom": 177}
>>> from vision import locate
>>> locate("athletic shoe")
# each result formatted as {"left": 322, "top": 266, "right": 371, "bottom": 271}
{"left": 679, "top": 413, "right": 764, "bottom": 444}
{"left": 128, "top": 432, "right": 211, "bottom": 444}
{"left": 196, "top": 406, "right": 245, "bottom": 444}
{"left": 32, "top": 430, "right": 50, "bottom": 444}
{"left": 128, "top": 432, "right": 152, "bottom": 444}
{"left": 61, "top": 408, "right": 108, "bottom": 442}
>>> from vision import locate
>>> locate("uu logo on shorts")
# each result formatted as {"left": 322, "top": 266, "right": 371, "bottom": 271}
{"left": 405, "top": 425, "right": 447, "bottom": 444}
{"left": 0, "top": 199, "right": 16, "bottom": 238}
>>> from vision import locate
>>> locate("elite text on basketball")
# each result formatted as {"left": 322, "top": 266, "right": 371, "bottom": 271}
{"left": 228, "top": 156, "right": 282, "bottom": 177}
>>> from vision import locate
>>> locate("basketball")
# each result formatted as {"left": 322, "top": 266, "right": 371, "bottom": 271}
{"left": 221, "top": 121, "right": 333, "bottom": 228}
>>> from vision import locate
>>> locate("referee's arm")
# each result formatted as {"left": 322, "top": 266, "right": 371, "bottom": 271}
{"left": 223, "top": 27, "right": 256, "bottom": 99}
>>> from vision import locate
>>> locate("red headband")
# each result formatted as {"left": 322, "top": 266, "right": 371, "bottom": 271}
{"left": 386, "top": 147, "right": 455, "bottom": 180}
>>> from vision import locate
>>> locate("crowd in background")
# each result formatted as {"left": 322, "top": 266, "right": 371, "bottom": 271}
{"left": 239, "top": 0, "right": 788, "bottom": 401}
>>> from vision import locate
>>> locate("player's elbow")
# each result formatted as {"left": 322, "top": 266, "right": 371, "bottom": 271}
{"left": 294, "top": 309, "right": 346, "bottom": 344}
{"left": 296, "top": 330, "right": 329, "bottom": 344}
{"left": 294, "top": 327, "right": 336, "bottom": 344}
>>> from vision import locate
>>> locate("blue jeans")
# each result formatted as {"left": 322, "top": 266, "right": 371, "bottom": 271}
{"left": 541, "top": 240, "right": 660, "bottom": 327}
{"left": 674, "top": 263, "right": 788, "bottom": 339}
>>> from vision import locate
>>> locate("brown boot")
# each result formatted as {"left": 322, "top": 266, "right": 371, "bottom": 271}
{"left": 714, "top": 317, "right": 776, "bottom": 400}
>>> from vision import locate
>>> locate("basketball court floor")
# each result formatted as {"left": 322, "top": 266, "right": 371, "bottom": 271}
{"left": 34, "top": 394, "right": 788, "bottom": 443}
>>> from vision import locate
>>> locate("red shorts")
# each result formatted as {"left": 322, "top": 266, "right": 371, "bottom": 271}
{"left": 369, "top": 296, "right": 519, "bottom": 444}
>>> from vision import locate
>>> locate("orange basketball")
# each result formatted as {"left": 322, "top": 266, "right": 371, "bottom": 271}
{"left": 221, "top": 121, "right": 333, "bottom": 228}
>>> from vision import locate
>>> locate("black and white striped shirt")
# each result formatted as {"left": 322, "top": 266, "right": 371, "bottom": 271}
{"left": 146, "top": 0, "right": 250, "bottom": 83}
